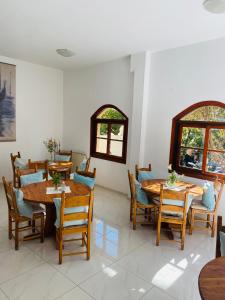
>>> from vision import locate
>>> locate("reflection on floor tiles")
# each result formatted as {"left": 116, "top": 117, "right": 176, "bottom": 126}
{"left": 0, "top": 184, "right": 215, "bottom": 300}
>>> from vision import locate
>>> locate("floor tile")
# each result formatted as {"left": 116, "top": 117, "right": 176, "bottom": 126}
{"left": 1, "top": 263, "right": 75, "bottom": 300}
{"left": 0, "top": 247, "right": 43, "bottom": 284}
{"left": 54, "top": 253, "right": 113, "bottom": 285}
{"left": 141, "top": 287, "right": 175, "bottom": 300}
{"left": 80, "top": 263, "right": 152, "bottom": 300}
{"left": 56, "top": 287, "right": 93, "bottom": 300}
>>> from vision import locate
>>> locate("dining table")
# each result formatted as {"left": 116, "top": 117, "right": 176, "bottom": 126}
{"left": 198, "top": 256, "right": 225, "bottom": 300}
{"left": 21, "top": 179, "right": 90, "bottom": 236}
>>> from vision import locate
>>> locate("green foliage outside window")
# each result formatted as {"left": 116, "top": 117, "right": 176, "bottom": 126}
{"left": 99, "top": 108, "right": 125, "bottom": 135}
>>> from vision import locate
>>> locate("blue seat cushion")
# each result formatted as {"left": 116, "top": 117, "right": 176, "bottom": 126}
{"left": 138, "top": 171, "right": 155, "bottom": 183}
{"left": 73, "top": 173, "right": 95, "bottom": 189}
{"left": 14, "top": 158, "right": 28, "bottom": 170}
{"left": 14, "top": 188, "right": 43, "bottom": 218}
{"left": 220, "top": 231, "right": 225, "bottom": 256}
{"left": 135, "top": 180, "right": 150, "bottom": 205}
{"left": 55, "top": 154, "right": 70, "bottom": 162}
{"left": 162, "top": 194, "right": 193, "bottom": 216}
{"left": 79, "top": 160, "right": 87, "bottom": 171}
{"left": 202, "top": 182, "right": 215, "bottom": 211}
{"left": 53, "top": 198, "right": 87, "bottom": 228}
{"left": 20, "top": 171, "right": 44, "bottom": 187}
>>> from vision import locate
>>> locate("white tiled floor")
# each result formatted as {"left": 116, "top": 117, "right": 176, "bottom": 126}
{"left": 0, "top": 185, "right": 215, "bottom": 300}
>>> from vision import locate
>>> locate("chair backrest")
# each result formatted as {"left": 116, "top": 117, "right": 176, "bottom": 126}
{"left": 2, "top": 176, "right": 19, "bottom": 216}
{"left": 10, "top": 152, "right": 21, "bottom": 187}
{"left": 213, "top": 179, "right": 224, "bottom": 213}
{"left": 59, "top": 191, "right": 93, "bottom": 229}
{"left": 16, "top": 167, "right": 38, "bottom": 187}
{"left": 75, "top": 168, "right": 96, "bottom": 179}
{"left": 76, "top": 157, "right": 91, "bottom": 173}
{"left": 128, "top": 170, "right": 136, "bottom": 201}
{"left": 55, "top": 150, "right": 72, "bottom": 162}
{"left": 159, "top": 184, "right": 190, "bottom": 219}
{"left": 28, "top": 159, "right": 48, "bottom": 179}
{"left": 135, "top": 163, "right": 152, "bottom": 180}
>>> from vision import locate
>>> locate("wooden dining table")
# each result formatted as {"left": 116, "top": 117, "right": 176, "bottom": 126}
{"left": 198, "top": 257, "right": 225, "bottom": 300}
{"left": 21, "top": 179, "right": 90, "bottom": 236}
{"left": 142, "top": 178, "right": 203, "bottom": 198}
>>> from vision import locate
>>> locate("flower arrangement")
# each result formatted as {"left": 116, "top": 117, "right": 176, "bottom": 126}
{"left": 167, "top": 165, "right": 183, "bottom": 187}
{"left": 52, "top": 172, "right": 61, "bottom": 190}
{"left": 43, "top": 138, "right": 58, "bottom": 160}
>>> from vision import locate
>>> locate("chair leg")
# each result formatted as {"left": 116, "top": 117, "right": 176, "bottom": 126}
{"left": 40, "top": 215, "right": 44, "bottom": 243}
{"left": 156, "top": 216, "right": 161, "bottom": 246}
{"left": 189, "top": 209, "right": 194, "bottom": 235}
{"left": 207, "top": 214, "right": 210, "bottom": 228}
{"left": 82, "top": 233, "right": 85, "bottom": 246}
{"left": 130, "top": 199, "right": 133, "bottom": 222}
{"left": 133, "top": 203, "right": 137, "bottom": 230}
{"left": 8, "top": 213, "right": 12, "bottom": 240}
{"left": 211, "top": 215, "right": 216, "bottom": 238}
{"left": 32, "top": 219, "right": 35, "bottom": 233}
{"left": 15, "top": 221, "right": 19, "bottom": 250}
{"left": 181, "top": 223, "right": 186, "bottom": 250}
{"left": 58, "top": 231, "right": 63, "bottom": 264}
{"left": 87, "top": 231, "right": 90, "bottom": 260}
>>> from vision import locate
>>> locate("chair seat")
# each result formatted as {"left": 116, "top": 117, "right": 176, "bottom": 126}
{"left": 191, "top": 201, "right": 208, "bottom": 211}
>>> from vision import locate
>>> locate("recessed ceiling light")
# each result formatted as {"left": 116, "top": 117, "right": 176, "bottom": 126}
{"left": 203, "top": 0, "right": 225, "bottom": 14}
{"left": 56, "top": 49, "right": 75, "bottom": 57}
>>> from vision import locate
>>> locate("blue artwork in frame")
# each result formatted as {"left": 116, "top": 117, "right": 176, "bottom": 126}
{"left": 0, "top": 62, "right": 16, "bottom": 141}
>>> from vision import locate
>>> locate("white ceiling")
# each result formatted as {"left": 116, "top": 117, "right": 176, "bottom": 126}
{"left": 1, "top": 0, "right": 225, "bottom": 70}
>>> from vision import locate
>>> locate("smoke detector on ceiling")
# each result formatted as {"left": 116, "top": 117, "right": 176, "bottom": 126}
{"left": 203, "top": 0, "right": 225, "bottom": 13}
{"left": 56, "top": 49, "right": 75, "bottom": 57}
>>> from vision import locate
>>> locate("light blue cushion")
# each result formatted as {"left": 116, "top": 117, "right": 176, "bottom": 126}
{"left": 55, "top": 154, "right": 70, "bottom": 162}
{"left": 14, "top": 188, "right": 38, "bottom": 218}
{"left": 220, "top": 231, "right": 225, "bottom": 256}
{"left": 73, "top": 173, "right": 95, "bottom": 189}
{"left": 202, "top": 182, "right": 215, "bottom": 211}
{"left": 162, "top": 194, "right": 193, "bottom": 214}
{"left": 79, "top": 160, "right": 87, "bottom": 171}
{"left": 138, "top": 171, "right": 155, "bottom": 183}
{"left": 14, "top": 158, "right": 28, "bottom": 170}
{"left": 53, "top": 198, "right": 87, "bottom": 228}
{"left": 135, "top": 180, "right": 150, "bottom": 205}
{"left": 20, "top": 171, "right": 44, "bottom": 187}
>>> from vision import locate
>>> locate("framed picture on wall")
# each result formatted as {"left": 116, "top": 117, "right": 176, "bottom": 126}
{"left": 0, "top": 62, "right": 16, "bottom": 141}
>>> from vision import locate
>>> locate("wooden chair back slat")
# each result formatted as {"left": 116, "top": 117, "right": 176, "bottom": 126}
{"left": 128, "top": 170, "right": 135, "bottom": 201}
{"left": 64, "top": 196, "right": 90, "bottom": 208}
{"left": 64, "top": 212, "right": 88, "bottom": 222}
{"left": 213, "top": 180, "right": 224, "bottom": 213}
{"left": 135, "top": 163, "right": 151, "bottom": 180}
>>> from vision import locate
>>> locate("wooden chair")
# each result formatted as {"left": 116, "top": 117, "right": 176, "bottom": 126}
{"left": 55, "top": 150, "right": 72, "bottom": 162}
{"left": 16, "top": 167, "right": 38, "bottom": 188}
{"left": 216, "top": 216, "right": 225, "bottom": 258}
{"left": 28, "top": 159, "right": 48, "bottom": 180}
{"left": 10, "top": 152, "right": 21, "bottom": 187}
{"left": 2, "top": 176, "right": 45, "bottom": 250}
{"left": 189, "top": 179, "right": 224, "bottom": 237}
{"left": 156, "top": 184, "right": 190, "bottom": 250}
{"left": 76, "top": 157, "right": 91, "bottom": 173}
{"left": 55, "top": 191, "right": 93, "bottom": 264}
{"left": 135, "top": 163, "right": 152, "bottom": 180}
{"left": 128, "top": 170, "right": 157, "bottom": 229}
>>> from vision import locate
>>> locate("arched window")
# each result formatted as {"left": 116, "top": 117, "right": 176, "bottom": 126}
{"left": 90, "top": 104, "right": 128, "bottom": 164}
{"left": 170, "top": 101, "right": 225, "bottom": 180}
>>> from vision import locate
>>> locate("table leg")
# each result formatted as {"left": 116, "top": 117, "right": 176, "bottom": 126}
{"left": 44, "top": 204, "right": 56, "bottom": 237}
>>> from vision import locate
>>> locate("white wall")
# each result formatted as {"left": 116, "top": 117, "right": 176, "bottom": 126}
{"left": 63, "top": 57, "right": 132, "bottom": 193}
{"left": 0, "top": 55, "right": 63, "bottom": 181}
{"left": 144, "top": 37, "right": 225, "bottom": 217}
